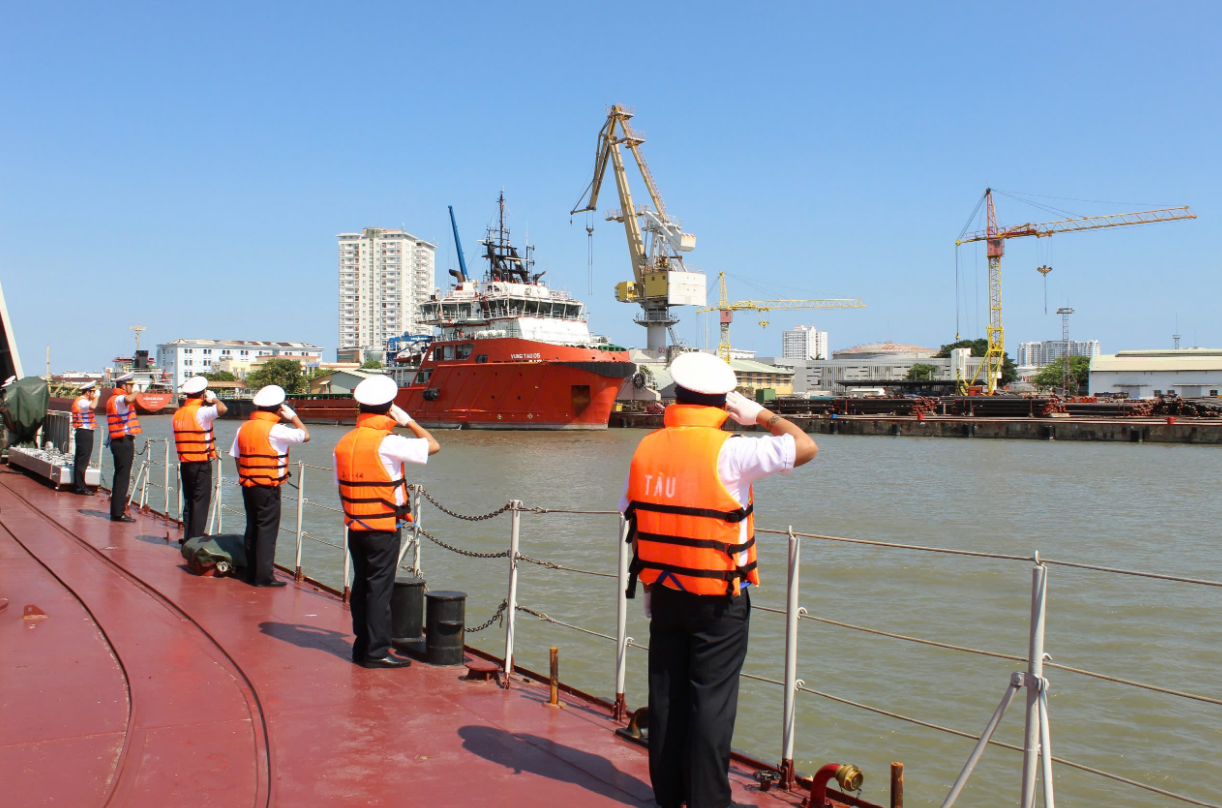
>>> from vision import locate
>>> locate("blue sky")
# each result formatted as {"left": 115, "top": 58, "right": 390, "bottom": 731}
{"left": 2, "top": 1, "right": 1218, "bottom": 372}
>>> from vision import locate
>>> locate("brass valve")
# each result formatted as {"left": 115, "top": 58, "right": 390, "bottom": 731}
{"left": 836, "top": 764, "right": 864, "bottom": 792}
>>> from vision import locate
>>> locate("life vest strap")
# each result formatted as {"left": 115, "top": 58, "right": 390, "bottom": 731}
{"left": 634, "top": 531, "right": 755, "bottom": 556}
{"left": 625, "top": 500, "right": 753, "bottom": 524}
{"left": 336, "top": 477, "right": 407, "bottom": 489}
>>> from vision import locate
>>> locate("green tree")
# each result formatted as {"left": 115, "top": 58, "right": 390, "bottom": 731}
{"left": 1033, "top": 356, "right": 1091, "bottom": 393}
{"left": 361, "top": 359, "right": 384, "bottom": 370}
{"left": 245, "top": 359, "right": 305, "bottom": 395}
{"left": 906, "top": 363, "right": 938, "bottom": 381}
{"left": 935, "top": 339, "right": 1018, "bottom": 386}
{"left": 203, "top": 370, "right": 236, "bottom": 382}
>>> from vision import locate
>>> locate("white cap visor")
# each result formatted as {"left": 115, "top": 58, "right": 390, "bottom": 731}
{"left": 115, "top": 373, "right": 134, "bottom": 383}
{"left": 181, "top": 376, "right": 209, "bottom": 394}
{"left": 669, "top": 352, "right": 737, "bottom": 396}
{"left": 354, "top": 374, "right": 398, "bottom": 406}
{"left": 79, "top": 381, "right": 97, "bottom": 391}
{"left": 253, "top": 385, "right": 286, "bottom": 408}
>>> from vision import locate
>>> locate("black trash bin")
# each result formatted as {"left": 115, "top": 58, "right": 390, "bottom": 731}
{"left": 425, "top": 590, "right": 466, "bottom": 666}
{"left": 390, "top": 577, "right": 426, "bottom": 655}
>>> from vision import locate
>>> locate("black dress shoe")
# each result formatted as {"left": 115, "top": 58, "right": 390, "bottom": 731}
{"left": 75, "top": 490, "right": 95, "bottom": 497}
{"left": 110, "top": 515, "right": 136, "bottom": 523}
{"left": 359, "top": 655, "right": 412, "bottom": 669}
{"left": 254, "top": 580, "right": 288, "bottom": 588}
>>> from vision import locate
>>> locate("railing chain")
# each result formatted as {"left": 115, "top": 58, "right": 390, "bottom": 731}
{"left": 417, "top": 525, "right": 511, "bottom": 559}
{"left": 467, "top": 600, "right": 509, "bottom": 633}
{"left": 417, "top": 487, "right": 513, "bottom": 522}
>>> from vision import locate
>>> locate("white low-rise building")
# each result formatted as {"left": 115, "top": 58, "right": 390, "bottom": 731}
{"left": 157, "top": 339, "right": 324, "bottom": 393}
{"left": 1089, "top": 349, "right": 1222, "bottom": 398}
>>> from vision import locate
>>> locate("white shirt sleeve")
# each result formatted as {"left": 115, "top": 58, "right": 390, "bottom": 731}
{"left": 196, "top": 405, "right": 220, "bottom": 427}
{"left": 269, "top": 424, "right": 307, "bottom": 454}
{"left": 229, "top": 432, "right": 241, "bottom": 458}
{"left": 617, "top": 474, "right": 631, "bottom": 513}
{"left": 379, "top": 434, "right": 430, "bottom": 470}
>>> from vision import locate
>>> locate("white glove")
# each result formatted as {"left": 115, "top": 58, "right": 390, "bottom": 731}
{"left": 389, "top": 404, "right": 413, "bottom": 426}
{"left": 643, "top": 589, "right": 652, "bottom": 619}
{"left": 725, "top": 391, "right": 765, "bottom": 426}
{"left": 279, "top": 404, "right": 297, "bottom": 421}
{"left": 204, "top": 390, "right": 217, "bottom": 404}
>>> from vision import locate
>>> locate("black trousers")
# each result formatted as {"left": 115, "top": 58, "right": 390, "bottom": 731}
{"left": 180, "top": 461, "right": 213, "bottom": 540}
{"left": 109, "top": 436, "right": 134, "bottom": 518}
{"left": 241, "top": 485, "right": 281, "bottom": 585}
{"left": 348, "top": 528, "right": 401, "bottom": 661}
{"left": 648, "top": 584, "right": 751, "bottom": 808}
{"left": 73, "top": 428, "right": 94, "bottom": 493}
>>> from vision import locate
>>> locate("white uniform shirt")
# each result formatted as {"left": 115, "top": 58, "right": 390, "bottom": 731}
{"left": 618, "top": 432, "right": 796, "bottom": 587}
{"left": 188, "top": 402, "right": 221, "bottom": 431}
{"left": 334, "top": 433, "right": 431, "bottom": 506}
{"left": 229, "top": 422, "right": 308, "bottom": 477}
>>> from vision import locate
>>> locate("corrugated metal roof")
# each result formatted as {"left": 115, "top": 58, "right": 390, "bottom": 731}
{"left": 730, "top": 359, "right": 794, "bottom": 375}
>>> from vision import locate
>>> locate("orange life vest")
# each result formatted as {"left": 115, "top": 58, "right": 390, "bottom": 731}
{"left": 72, "top": 396, "right": 97, "bottom": 430}
{"left": 235, "top": 411, "right": 290, "bottom": 487}
{"left": 106, "top": 394, "right": 142, "bottom": 439}
{"left": 334, "top": 413, "right": 413, "bottom": 532}
{"left": 173, "top": 398, "right": 216, "bottom": 463}
{"left": 626, "top": 404, "right": 759, "bottom": 596}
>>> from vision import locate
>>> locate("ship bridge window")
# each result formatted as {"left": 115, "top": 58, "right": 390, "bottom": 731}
{"left": 441, "top": 345, "right": 454, "bottom": 360}
{"left": 414, "top": 369, "right": 433, "bottom": 385}
{"left": 456, "top": 343, "right": 473, "bottom": 360}
{"left": 475, "top": 354, "right": 488, "bottom": 364}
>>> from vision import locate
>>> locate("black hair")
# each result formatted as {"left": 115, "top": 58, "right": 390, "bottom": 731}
{"left": 186, "top": 392, "right": 204, "bottom": 400}
{"left": 256, "top": 405, "right": 281, "bottom": 413}
{"left": 359, "top": 402, "right": 393, "bottom": 415}
{"left": 674, "top": 385, "right": 728, "bottom": 408}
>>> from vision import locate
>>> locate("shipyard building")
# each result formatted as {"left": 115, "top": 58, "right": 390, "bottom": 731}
{"left": 157, "top": 339, "right": 323, "bottom": 392}
{"left": 337, "top": 228, "right": 436, "bottom": 362}
{"left": 759, "top": 343, "right": 986, "bottom": 394}
{"left": 1089, "top": 349, "right": 1222, "bottom": 398}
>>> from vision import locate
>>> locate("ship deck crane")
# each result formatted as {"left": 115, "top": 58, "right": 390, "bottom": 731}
{"left": 571, "top": 105, "right": 704, "bottom": 356}
{"left": 697, "top": 273, "right": 865, "bottom": 363}
{"left": 956, "top": 188, "right": 1195, "bottom": 394}
{"left": 447, "top": 205, "right": 469, "bottom": 283}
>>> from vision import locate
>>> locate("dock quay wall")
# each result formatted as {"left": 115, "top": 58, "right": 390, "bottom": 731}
{"left": 609, "top": 412, "right": 1222, "bottom": 444}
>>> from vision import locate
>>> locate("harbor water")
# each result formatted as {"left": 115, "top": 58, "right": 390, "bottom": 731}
{"left": 117, "top": 419, "right": 1222, "bottom": 808}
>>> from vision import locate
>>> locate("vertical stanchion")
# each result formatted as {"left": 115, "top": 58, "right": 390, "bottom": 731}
{"left": 163, "top": 439, "right": 170, "bottom": 517}
{"left": 1020, "top": 563, "right": 1049, "bottom": 808}
{"left": 502, "top": 500, "right": 522, "bottom": 688}
{"left": 780, "top": 527, "right": 801, "bottom": 790}
{"left": 127, "top": 460, "right": 147, "bottom": 509}
{"left": 215, "top": 456, "right": 224, "bottom": 533}
{"left": 412, "top": 486, "right": 422, "bottom": 576}
{"left": 342, "top": 526, "right": 351, "bottom": 605}
{"left": 206, "top": 456, "right": 220, "bottom": 535}
{"left": 293, "top": 461, "right": 305, "bottom": 581}
{"left": 613, "top": 513, "right": 630, "bottom": 721}
{"left": 176, "top": 461, "right": 183, "bottom": 524}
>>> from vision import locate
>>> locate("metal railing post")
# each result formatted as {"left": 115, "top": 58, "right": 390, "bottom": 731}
{"left": 127, "top": 460, "right": 147, "bottom": 510}
{"left": 613, "top": 513, "right": 630, "bottom": 721}
{"left": 412, "top": 486, "right": 422, "bottom": 576}
{"left": 163, "top": 439, "right": 170, "bottom": 516}
{"left": 206, "top": 456, "right": 220, "bottom": 535}
{"left": 293, "top": 461, "right": 305, "bottom": 580}
{"left": 176, "top": 461, "right": 183, "bottom": 524}
{"left": 215, "top": 456, "right": 224, "bottom": 533}
{"left": 1020, "top": 563, "right": 1049, "bottom": 808}
{"left": 342, "top": 526, "right": 351, "bottom": 604}
{"left": 780, "top": 527, "right": 801, "bottom": 790}
{"left": 502, "top": 500, "right": 522, "bottom": 687}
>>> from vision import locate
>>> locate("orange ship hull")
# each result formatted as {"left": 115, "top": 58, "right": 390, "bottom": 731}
{"left": 293, "top": 338, "right": 634, "bottom": 429}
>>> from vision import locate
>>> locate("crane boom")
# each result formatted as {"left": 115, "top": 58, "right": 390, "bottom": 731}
{"left": 447, "top": 205, "right": 469, "bottom": 282}
{"left": 697, "top": 273, "right": 865, "bottom": 362}
{"left": 571, "top": 105, "right": 704, "bottom": 355}
{"left": 954, "top": 188, "right": 1195, "bottom": 394}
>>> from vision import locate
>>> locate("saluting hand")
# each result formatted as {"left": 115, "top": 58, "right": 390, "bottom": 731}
{"left": 389, "top": 404, "right": 413, "bottom": 427}
{"left": 725, "top": 391, "right": 765, "bottom": 426}
{"left": 279, "top": 404, "right": 297, "bottom": 421}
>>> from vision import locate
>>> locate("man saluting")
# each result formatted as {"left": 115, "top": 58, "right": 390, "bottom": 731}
{"left": 106, "top": 372, "right": 143, "bottom": 522}
{"left": 620, "top": 352, "right": 818, "bottom": 808}
{"left": 172, "top": 375, "right": 227, "bottom": 542}
{"left": 71, "top": 380, "right": 100, "bottom": 495}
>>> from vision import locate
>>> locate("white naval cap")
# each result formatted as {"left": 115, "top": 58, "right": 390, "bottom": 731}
{"left": 354, "top": 374, "right": 398, "bottom": 407}
{"left": 1, "top": 375, "right": 15, "bottom": 388}
{"left": 115, "top": 372, "right": 135, "bottom": 383}
{"left": 79, "top": 381, "right": 97, "bottom": 391}
{"left": 181, "top": 375, "right": 209, "bottom": 395}
{"left": 253, "top": 385, "right": 286, "bottom": 408}
{"left": 668, "top": 352, "right": 737, "bottom": 396}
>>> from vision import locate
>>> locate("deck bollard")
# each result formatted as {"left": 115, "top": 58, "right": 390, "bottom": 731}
{"left": 780, "top": 527, "right": 801, "bottom": 790}
{"left": 425, "top": 590, "right": 466, "bottom": 665}
{"left": 547, "top": 646, "right": 560, "bottom": 706}
{"left": 391, "top": 576, "right": 426, "bottom": 655}
{"left": 293, "top": 462, "right": 305, "bottom": 580}
{"left": 502, "top": 500, "right": 522, "bottom": 687}
{"left": 614, "top": 513, "right": 630, "bottom": 721}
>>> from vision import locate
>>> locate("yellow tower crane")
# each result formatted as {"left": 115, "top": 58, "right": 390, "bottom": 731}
{"left": 697, "top": 273, "right": 865, "bottom": 363}
{"left": 955, "top": 188, "right": 1195, "bottom": 394}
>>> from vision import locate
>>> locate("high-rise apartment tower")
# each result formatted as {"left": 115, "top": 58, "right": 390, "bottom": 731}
{"left": 782, "top": 325, "right": 829, "bottom": 360}
{"left": 337, "top": 228, "right": 437, "bottom": 359}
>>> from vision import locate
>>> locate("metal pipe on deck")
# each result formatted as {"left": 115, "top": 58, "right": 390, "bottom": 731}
{"left": 293, "top": 461, "right": 305, "bottom": 580}
{"left": 613, "top": 513, "right": 630, "bottom": 721}
{"left": 503, "top": 500, "right": 522, "bottom": 687}
{"left": 780, "top": 527, "right": 800, "bottom": 789}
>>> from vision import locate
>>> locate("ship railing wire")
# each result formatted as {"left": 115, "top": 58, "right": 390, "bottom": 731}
{"left": 96, "top": 442, "right": 1221, "bottom": 808}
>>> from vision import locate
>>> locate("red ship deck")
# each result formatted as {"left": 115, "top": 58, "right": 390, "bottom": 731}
{"left": 0, "top": 468, "right": 818, "bottom": 807}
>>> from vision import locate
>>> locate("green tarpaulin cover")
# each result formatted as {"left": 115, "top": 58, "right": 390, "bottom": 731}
{"left": 2, "top": 377, "right": 49, "bottom": 446}
{"left": 181, "top": 534, "right": 247, "bottom": 576}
